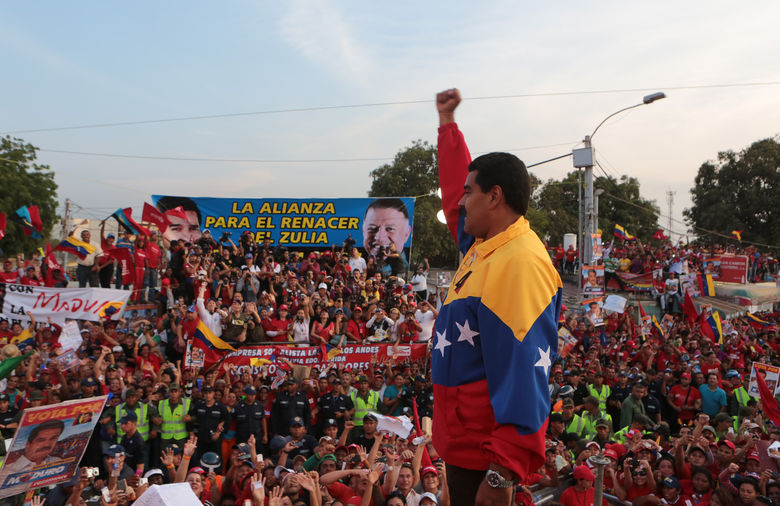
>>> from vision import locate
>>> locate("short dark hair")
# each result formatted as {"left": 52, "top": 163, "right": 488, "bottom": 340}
{"left": 156, "top": 196, "right": 202, "bottom": 225}
{"left": 365, "top": 198, "right": 409, "bottom": 220}
{"left": 468, "top": 152, "right": 530, "bottom": 216}
{"left": 28, "top": 419, "right": 65, "bottom": 442}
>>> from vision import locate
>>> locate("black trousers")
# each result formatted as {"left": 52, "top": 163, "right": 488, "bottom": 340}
{"left": 446, "top": 464, "right": 486, "bottom": 506}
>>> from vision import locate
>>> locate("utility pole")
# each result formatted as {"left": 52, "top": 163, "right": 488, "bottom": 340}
{"left": 666, "top": 190, "right": 675, "bottom": 238}
{"left": 62, "top": 198, "right": 71, "bottom": 277}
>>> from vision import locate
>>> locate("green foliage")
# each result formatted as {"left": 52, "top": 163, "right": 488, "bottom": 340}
{"left": 529, "top": 171, "right": 659, "bottom": 246}
{"left": 0, "top": 136, "right": 59, "bottom": 255}
{"left": 368, "top": 140, "right": 458, "bottom": 267}
{"left": 684, "top": 137, "right": 780, "bottom": 249}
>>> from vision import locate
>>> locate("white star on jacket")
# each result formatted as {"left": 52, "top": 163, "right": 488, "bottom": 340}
{"left": 455, "top": 320, "right": 479, "bottom": 347}
{"left": 434, "top": 329, "right": 451, "bottom": 357}
{"left": 535, "top": 346, "right": 551, "bottom": 375}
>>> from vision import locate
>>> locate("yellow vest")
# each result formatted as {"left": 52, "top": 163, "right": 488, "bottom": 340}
{"left": 116, "top": 403, "right": 149, "bottom": 441}
{"left": 350, "top": 390, "right": 379, "bottom": 427}
{"left": 588, "top": 384, "right": 611, "bottom": 412}
{"left": 160, "top": 398, "right": 191, "bottom": 441}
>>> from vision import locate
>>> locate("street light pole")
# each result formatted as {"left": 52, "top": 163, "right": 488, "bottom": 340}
{"left": 573, "top": 92, "right": 666, "bottom": 293}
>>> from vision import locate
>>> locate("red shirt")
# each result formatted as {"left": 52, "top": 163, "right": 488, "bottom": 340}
{"left": 145, "top": 242, "right": 162, "bottom": 269}
{"left": 0, "top": 271, "right": 19, "bottom": 283}
{"left": 20, "top": 276, "right": 44, "bottom": 286}
{"left": 668, "top": 384, "right": 702, "bottom": 421}
{"left": 346, "top": 319, "right": 366, "bottom": 342}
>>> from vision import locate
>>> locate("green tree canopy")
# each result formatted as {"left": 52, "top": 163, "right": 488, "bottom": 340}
{"left": 684, "top": 137, "right": 780, "bottom": 249}
{"left": 529, "top": 170, "right": 659, "bottom": 246}
{"left": 0, "top": 136, "right": 59, "bottom": 255}
{"left": 368, "top": 140, "right": 458, "bottom": 267}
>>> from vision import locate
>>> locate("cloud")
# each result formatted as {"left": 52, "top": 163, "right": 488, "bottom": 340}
{"left": 277, "top": 0, "right": 373, "bottom": 83}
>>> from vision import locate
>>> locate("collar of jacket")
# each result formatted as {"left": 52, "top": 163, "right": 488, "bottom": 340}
{"left": 473, "top": 216, "right": 530, "bottom": 259}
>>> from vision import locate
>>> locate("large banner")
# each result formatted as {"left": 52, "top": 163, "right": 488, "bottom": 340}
{"left": 151, "top": 196, "right": 415, "bottom": 257}
{"left": 703, "top": 255, "right": 749, "bottom": 284}
{"left": 0, "top": 396, "right": 108, "bottom": 498}
{"left": 222, "top": 343, "right": 429, "bottom": 374}
{"left": 0, "top": 283, "right": 130, "bottom": 326}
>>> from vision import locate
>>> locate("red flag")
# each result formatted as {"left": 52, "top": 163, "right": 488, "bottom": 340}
{"left": 142, "top": 203, "right": 168, "bottom": 233}
{"left": 0, "top": 212, "right": 5, "bottom": 240}
{"left": 638, "top": 302, "right": 647, "bottom": 318}
{"left": 165, "top": 205, "right": 189, "bottom": 223}
{"left": 107, "top": 247, "right": 136, "bottom": 285}
{"left": 756, "top": 370, "right": 780, "bottom": 429}
{"left": 28, "top": 205, "right": 43, "bottom": 235}
{"left": 652, "top": 229, "right": 669, "bottom": 241}
{"left": 699, "top": 310, "right": 715, "bottom": 342}
{"left": 683, "top": 290, "right": 698, "bottom": 324}
{"left": 43, "top": 243, "right": 63, "bottom": 286}
{"left": 122, "top": 208, "right": 151, "bottom": 237}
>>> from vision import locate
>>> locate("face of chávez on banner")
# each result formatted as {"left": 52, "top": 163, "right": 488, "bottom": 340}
{"left": 0, "top": 396, "right": 108, "bottom": 499}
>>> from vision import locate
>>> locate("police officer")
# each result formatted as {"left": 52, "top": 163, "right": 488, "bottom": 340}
{"left": 317, "top": 378, "right": 353, "bottom": 434}
{"left": 0, "top": 394, "right": 19, "bottom": 440}
{"left": 271, "top": 379, "right": 311, "bottom": 436}
{"left": 77, "top": 377, "right": 100, "bottom": 399}
{"left": 407, "top": 375, "right": 433, "bottom": 419}
{"left": 115, "top": 387, "right": 160, "bottom": 443}
{"left": 188, "top": 385, "right": 231, "bottom": 459}
{"left": 235, "top": 385, "right": 268, "bottom": 448}
{"left": 118, "top": 411, "right": 146, "bottom": 475}
{"left": 159, "top": 383, "right": 191, "bottom": 449}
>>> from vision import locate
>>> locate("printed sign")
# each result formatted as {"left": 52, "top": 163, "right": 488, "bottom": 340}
{"left": 750, "top": 362, "right": 780, "bottom": 397}
{"left": 0, "top": 284, "right": 130, "bottom": 326}
{"left": 151, "top": 196, "right": 415, "bottom": 258}
{"left": 0, "top": 396, "right": 108, "bottom": 498}
{"left": 581, "top": 265, "right": 605, "bottom": 296}
{"left": 581, "top": 297, "right": 604, "bottom": 327}
{"left": 702, "top": 255, "right": 749, "bottom": 284}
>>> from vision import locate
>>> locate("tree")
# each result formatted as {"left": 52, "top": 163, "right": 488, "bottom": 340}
{"left": 530, "top": 170, "right": 659, "bottom": 247}
{"left": 684, "top": 137, "right": 780, "bottom": 248}
{"left": 368, "top": 140, "right": 458, "bottom": 267}
{"left": 0, "top": 136, "right": 59, "bottom": 255}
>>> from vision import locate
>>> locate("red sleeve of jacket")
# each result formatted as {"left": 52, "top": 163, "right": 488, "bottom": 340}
{"left": 437, "top": 122, "right": 474, "bottom": 254}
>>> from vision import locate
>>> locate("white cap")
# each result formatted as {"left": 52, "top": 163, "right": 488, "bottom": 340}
{"left": 144, "top": 468, "right": 163, "bottom": 479}
{"left": 318, "top": 282, "right": 328, "bottom": 289}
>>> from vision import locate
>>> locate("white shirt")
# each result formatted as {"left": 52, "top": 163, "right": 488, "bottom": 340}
{"left": 291, "top": 317, "right": 310, "bottom": 345}
{"left": 76, "top": 243, "right": 102, "bottom": 267}
{"left": 196, "top": 297, "right": 224, "bottom": 337}
{"left": 414, "top": 309, "right": 436, "bottom": 342}
{"left": 410, "top": 272, "right": 428, "bottom": 292}
{"left": 349, "top": 256, "right": 367, "bottom": 273}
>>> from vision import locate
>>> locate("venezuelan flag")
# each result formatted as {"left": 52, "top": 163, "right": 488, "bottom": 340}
{"left": 698, "top": 273, "right": 715, "bottom": 297}
{"left": 319, "top": 343, "right": 343, "bottom": 361}
{"left": 731, "top": 230, "right": 742, "bottom": 242}
{"left": 652, "top": 315, "right": 664, "bottom": 338}
{"left": 614, "top": 224, "right": 635, "bottom": 241}
{"left": 747, "top": 312, "right": 777, "bottom": 331}
{"left": 250, "top": 357, "right": 272, "bottom": 367}
{"left": 55, "top": 236, "right": 96, "bottom": 260}
{"left": 193, "top": 320, "right": 235, "bottom": 363}
{"left": 700, "top": 311, "right": 723, "bottom": 344}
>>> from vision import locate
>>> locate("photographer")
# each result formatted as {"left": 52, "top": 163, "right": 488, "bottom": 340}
{"left": 236, "top": 267, "right": 260, "bottom": 303}
{"left": 289, "top": 296, "right": 314, "bottom": 346}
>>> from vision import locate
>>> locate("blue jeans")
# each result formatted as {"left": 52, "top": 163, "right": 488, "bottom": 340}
{"left": 76, "top": 264, "right": 99, "bottom": 288}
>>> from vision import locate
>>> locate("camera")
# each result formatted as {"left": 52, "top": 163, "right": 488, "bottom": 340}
{"left": 628, "top": 458, "right": 639, "bottom": 468}
{"left": 138, "top": 477, "right": 148, "bottom": 487}
{"left": 84, "top": 467, "right": 100, "bottom": 479}
{"left": 221, "top": 232, "right": 231, "bottom": 242}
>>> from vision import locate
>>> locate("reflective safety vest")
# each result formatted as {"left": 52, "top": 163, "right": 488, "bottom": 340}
{"left": 565, "top": 414, "right": 585, "bottom": 436}
{"left": 116, "top": 403, "right": 150, "bottom": 441}
{"left": 734, "top": 387, "right": 755, "bottom": 407}
{"left": 582, "top": 411, "right": 613, "bottom": 436}
{"left": 160, "top": 397, "right": 191, "bottom": 441}
{"left": 350, "top": 390, "right": 379, "bottom": 427}
{"left": 588, "top": 384, "right": 611, "bottom": 412}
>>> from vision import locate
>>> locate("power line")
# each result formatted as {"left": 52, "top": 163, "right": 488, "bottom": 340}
{"left": 37, "top": 142, "right": 574, "bottom": 164}
{"left": 4, "top": 80, "right": 780, "bottom": 134}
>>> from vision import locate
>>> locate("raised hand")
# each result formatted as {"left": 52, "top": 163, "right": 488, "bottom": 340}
{"left": 184, "top": 434, "right": 198, "bottom": 458}
{"left": 436, "top": 88, "right": 462, "bottom": 119}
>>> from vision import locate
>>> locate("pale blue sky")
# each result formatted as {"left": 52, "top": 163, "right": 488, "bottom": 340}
{"left": 2, "top": 1, "right": 779, "bottom": 240}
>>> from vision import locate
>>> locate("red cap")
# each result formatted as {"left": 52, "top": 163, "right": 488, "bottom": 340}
{"left": 747, "top": 450, "right": 760, "bottom": 461}
{"left": 625, "top": 340, "right": 637, "bottom": 349}
{"left": 718, "top": 440, "right": 736, "bottom": 451}
{"left": 604, "top": 449, "right": 618, "bottom": 460}
{"left": 421, "top": 465, "right": 438, "bottom": 477}
{"left": 279, "top": 304, "right": 289, "bottom": 311}
{"left": 680, "top": 372, "right": 691, "bottom": 379}
{"left": 573, "top": 465, "right": 595, "bottom": 482}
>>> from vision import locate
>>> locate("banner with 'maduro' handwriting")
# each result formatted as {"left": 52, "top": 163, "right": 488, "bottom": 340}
{"left": 0, "top": 283, "right": 129, "bottom": 326}
{"left": 151, "top": 196, "right": 415, "bottom": 257}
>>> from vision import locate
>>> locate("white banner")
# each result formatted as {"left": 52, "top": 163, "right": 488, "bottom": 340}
{"left": 0, "top": 283, "right": 130, "bottom": 326}
{"left": 603, "top": 294, "right": 627, "bottom": 314}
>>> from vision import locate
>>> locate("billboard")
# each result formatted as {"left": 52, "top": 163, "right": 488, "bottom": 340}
{"left": 702, "top": 255, "right": 749, "bottom": 284}
{"left": 150, "top": 196, "right": 415, "bottom": 257}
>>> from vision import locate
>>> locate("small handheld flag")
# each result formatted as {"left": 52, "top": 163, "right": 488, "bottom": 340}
{"left": 614, "top": 224, "right": 635, "bottom": 241}
{"left": 731, "top": 230, "right": 743, "bottom": 242}
{"left": 55, "top": 236, "right": 96, "bottom": 260}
